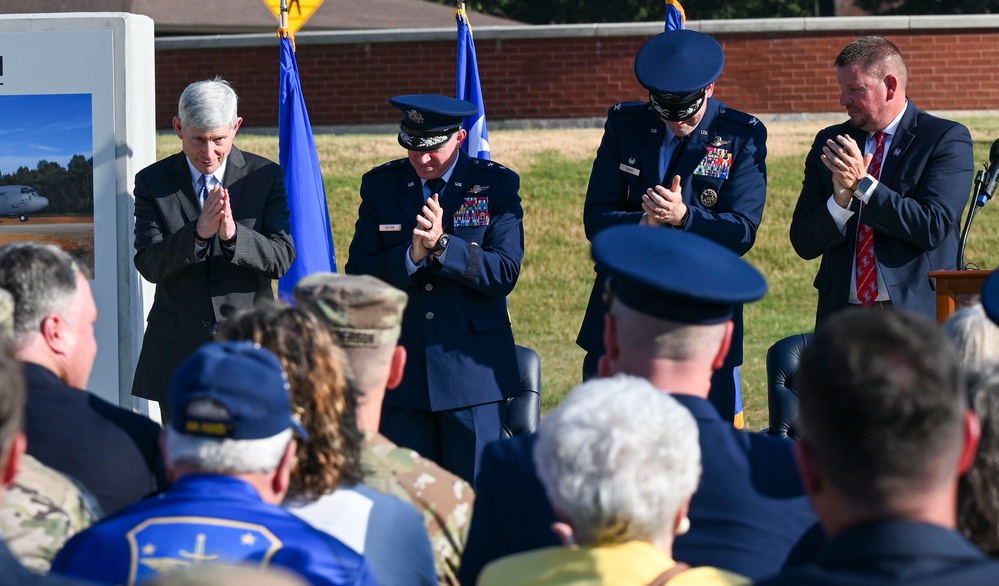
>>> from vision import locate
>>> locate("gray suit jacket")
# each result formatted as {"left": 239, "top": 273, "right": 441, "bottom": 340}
{"left": 131, "top": 147, "right": 295, "bottom": 402}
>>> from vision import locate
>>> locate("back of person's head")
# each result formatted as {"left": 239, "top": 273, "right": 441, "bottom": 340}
{"left": 834, "top": 35, "right": 908, "bottom": 89}
{"left": 609, "top": 300, "right": 728, "bottom": 363}
{"left": 943, "top": 303, "right": 999, "bottom": 375}
{"left": 294, "top": 272, "right": 407, "bottom": 393}
{"left": 0, "top": 242, "right": 80, "bottom": 340}
{"left": 219, "top": 302, "right": 362, "bottom": 497}
{"left": 960, "top": 362, "right": 999, "bottom": 554}
{"left": 164, "top": 341, "right": 304, "bottom": 477}
{"left": 797, "top": 310, "right": 966, "bottom": 509}
{"left": 178, "top": 77, "right": 239, "bottom": 131}
{"left": 534, "top": 374, "right": 700, "bottom": 548}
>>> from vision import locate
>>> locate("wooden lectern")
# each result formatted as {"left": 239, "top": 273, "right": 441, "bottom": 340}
{"left": 929, "top": 269, "right": 993, "bottom": 325}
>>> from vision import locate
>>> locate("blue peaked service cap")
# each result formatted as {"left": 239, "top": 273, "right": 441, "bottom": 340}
{"left": 593, "top": 225, "right": 767, "bottom": 324}
{"left": 390, "top": 94, "right": 478, "bottom": 151}
{"left": 981, "top": 270, "right": 999, "bottom": 325}
{"left": 168, "top": 341, "right": 308, "bottom": 441}
{"left": 636, "top": 30, "right": 725, "bottom": 122}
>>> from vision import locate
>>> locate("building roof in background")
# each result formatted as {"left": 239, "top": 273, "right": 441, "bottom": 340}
{"left": 2, "top": 0, "right": 521, "bottom": 34}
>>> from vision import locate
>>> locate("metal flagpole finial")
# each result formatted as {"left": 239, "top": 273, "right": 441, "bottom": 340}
{"left": 277, "top": 0, "right": 294, "bottom": 46}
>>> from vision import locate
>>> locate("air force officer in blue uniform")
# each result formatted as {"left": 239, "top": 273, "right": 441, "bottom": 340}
{"left": 577, "top": 31, "right": 767, "bottom": 425}
{"left": 345, "top": 95, "right": 524, "bottom": 483}
{"left": 461, "top": 227, "right": 816, "bottom": 584}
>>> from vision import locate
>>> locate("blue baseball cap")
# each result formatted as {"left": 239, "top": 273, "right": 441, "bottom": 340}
{"left": 168, "top": 341, "right": 307, "bottom": 440}
{"left": 390, "top": 94, "right": 477, "bottom": 151}
{"left": 635, "top": 30, "right": 724, "bottom": 122}
{"left": 593, "top": 225, "right": 767, "bottom": 324}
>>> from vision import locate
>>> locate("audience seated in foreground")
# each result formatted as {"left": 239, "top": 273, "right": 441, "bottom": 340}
{"left": 479, "top": 374, "right": 749, "bottom": 586}
{"left": 295, "top": 272, "right": 475, "bottom": 585}
{"left": 221, "top": 303, "right": 437, "bottom": 586}
{"left": 460, "top": 227, "right": 816, "bottom": 584}
{"left": 757, "top": 310, "right": 999, "bottom": 585}
{"left": 51, "top": 342, "right": 376, "bottom": 586}
{"left": 0, "top": 242, "right": 165, "bottom": 514}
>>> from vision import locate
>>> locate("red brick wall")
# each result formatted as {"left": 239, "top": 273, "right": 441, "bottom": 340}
{"left": 154, "top": 28, "right": 999, "bottom": 130}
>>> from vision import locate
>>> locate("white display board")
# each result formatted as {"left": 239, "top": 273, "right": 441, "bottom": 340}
{"left": 0, "top": 14, "right": 156, "bottom": 410}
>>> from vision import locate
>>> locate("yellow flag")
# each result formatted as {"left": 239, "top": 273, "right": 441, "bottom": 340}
{"left": 263, "top": 0, "right": 324, "bottom": 34}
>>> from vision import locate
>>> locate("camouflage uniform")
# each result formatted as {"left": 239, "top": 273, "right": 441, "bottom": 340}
{"left": 294, "top": 272, "right": 476, "bottom": 586}
{"left": 2, "top": 455, "right": 102, "bottom": 572}
{"left": 362, "top": 431, "right": 473, "bottom": 586}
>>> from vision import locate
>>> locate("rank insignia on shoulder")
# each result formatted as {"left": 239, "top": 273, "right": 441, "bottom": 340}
{"left": 487, "top": 162, "right": 495, "bottom": 167}
{"left": 694, "top": 147, "right": 733, "bottom": 180}
{"left": 699, "top": 188, "right": 719, "bottom": 208}
{"left": 708, "top": 136, "right": 730, "bottom": 147}
{"left": 614, "top": 103, "right": 622, "bottom": 111}
{"left": 469, "top": 184, "right": 489, "bottom": 194}
{"left": 749, "top": 117, "right": 759, "bottom": 126}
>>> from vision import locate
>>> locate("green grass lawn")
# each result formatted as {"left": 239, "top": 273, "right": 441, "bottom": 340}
{"left": 158, "top": 116, "right": 999, "bottom": 429}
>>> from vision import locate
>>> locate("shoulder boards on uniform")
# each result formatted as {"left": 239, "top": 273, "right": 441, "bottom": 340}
{"left": 472, "top": 158, "right": 518, "bottom": 177}
{"left": 365, "top": 158, "right": 408, "bottom": 175}
{"left": 610, "top": 101, "right": 650, "bottom": 115}
{"left": 717, "top": 107, "right": 764, "bottom": 129}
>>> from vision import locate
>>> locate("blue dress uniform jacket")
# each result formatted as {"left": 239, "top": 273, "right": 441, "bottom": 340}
{"left": 789, "top": 103, "right": 974, "bottom": 326}
{"left": 50, "top": 474, "right": 376, "bottom": 586}
{"left": 345, "top": 151, "right": 524, "bottom": 411}
{"left": 758, "top": 520, "right": 999, "bottom": 585}
{"left": 459, "top": 394, "right": 817, "bottom": 584}
{"left": 132, "top": 147, "right": 296, "bottom": 404}
{"left": 577, "top": 99, "right": 766, "bottom": 374}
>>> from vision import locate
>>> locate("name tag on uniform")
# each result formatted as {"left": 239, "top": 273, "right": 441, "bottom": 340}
{"left": 379, "top": 224, "right": 402, "bottom": 232}
{"left": 619, "top": 163, "right": 640, "bottom": 176}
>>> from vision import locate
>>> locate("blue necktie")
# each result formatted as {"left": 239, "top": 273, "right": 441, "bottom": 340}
{"left": 426, "top": 178, "right": 446, "bottom": 200}
{"left": 199, "top": 174, "right": 209, "bottom": 208}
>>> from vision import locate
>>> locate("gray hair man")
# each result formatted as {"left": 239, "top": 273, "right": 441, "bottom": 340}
{"left": 295, "top": 272, "right": 474, "bottom": 585}
{"left": 131, "top": 76, "right": 295, "bottom": 416}
{"left": 0, "top": 241, "right": 164, "bottom": 514}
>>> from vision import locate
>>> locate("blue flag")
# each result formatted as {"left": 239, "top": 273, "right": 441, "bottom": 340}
{"left": 456, "top": 8, "right": 490, "bottom": 160}
{"left": 277, "top": 36, "right": 336, "bottom": 302}
{"left": 665, "top": 0, "right": 686, "bottom": 31}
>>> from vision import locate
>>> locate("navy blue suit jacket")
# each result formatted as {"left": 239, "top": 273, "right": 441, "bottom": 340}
{"left": 577, "top": 99, "right": 767, "bottom": 367}
{"left": 459, "top": 393, "right": 817, "bottom": 583}
{"left": 789, "top": 103, "right": 974, "bottom": 325}
{"left": 759, "top": 520, "right": 999, "bottom": 585}
{"left": 23, "top": 362, "right": 166, "bottom": 514}
{"left": 345, "top": 152, "right": 524, "bottom": 411}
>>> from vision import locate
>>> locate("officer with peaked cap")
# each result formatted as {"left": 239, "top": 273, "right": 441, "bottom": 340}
{"left": 345, "top": 94, "right": 524, "bottom": 483}
{"left": 576, "top": 29, "right": 768, "bottom": 427}
{"left": 462, "top": 226, "right": 816, "bottom": 584}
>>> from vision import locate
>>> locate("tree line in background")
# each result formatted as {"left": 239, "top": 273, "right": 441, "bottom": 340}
{"left": 447, "top": 0, "right": 993, "bottom": 22}
{"left": 0, "top": 155, "right": 94, "bottom": 215}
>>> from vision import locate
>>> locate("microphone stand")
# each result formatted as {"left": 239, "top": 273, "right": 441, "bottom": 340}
{"left": 957, "top": 168, "right": 988, "bottom": 270}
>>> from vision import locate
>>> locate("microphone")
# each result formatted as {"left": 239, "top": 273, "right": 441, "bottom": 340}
{"left": 957, "top": 137, "right": 999, "bottom": 268}
{"left": 977, "top": 138, "right": 999, "bottom": 206}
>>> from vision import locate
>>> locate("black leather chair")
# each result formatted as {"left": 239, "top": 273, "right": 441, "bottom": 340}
{"left": 762, "top": 333, "right": 811, "bottom": 439}
{"left": 502, "top": 345, "right": 542, "bottom": 438}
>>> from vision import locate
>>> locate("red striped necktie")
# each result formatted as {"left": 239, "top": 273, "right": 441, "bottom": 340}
{"left": 856, "top": 131, "right": 885, "bottom": 306}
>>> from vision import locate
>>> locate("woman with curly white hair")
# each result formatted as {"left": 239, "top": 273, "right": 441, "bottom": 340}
{"left": 478, "top": 374, "right": 749, "bottom": 585}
